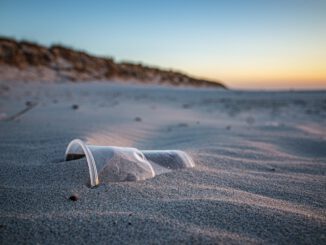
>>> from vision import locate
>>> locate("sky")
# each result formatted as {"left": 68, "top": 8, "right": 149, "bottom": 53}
{"left": 0, "top": 0, "right": 325, "bottom": 89}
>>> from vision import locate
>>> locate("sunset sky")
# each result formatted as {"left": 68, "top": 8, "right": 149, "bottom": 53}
{"left": 1, "top": 0, "right": 325, "bottom": 89}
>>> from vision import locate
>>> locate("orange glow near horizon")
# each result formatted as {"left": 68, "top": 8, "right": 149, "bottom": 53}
{"left": 207, "top": 70, "right": 326, "bottom": 90}
{"left": 182, "top": 55, "right": 326, "bottom": 90}
{"left": 151, "top": 35, "right": 326, "bottom": 90}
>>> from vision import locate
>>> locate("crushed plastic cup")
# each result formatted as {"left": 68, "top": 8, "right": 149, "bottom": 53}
{"left": 65, "top": 139, "right": 195, "bottom": 187}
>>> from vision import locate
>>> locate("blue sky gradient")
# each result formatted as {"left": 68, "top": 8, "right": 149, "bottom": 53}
{"left": 1, "top": 0, "right": 325, "bottom": 89}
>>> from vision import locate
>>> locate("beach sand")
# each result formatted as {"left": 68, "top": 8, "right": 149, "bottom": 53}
{"left": 0, "top": 82, "right": 325, "bottom": 244}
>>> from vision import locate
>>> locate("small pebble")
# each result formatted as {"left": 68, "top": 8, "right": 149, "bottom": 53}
{"left": 69, "top": 194, "right": 79, "bottom": 201}
{"left": 72, "top": 104, "right": 79, "bottom": 110}
{"left": 25, "top": 101, "right": 33, "bottom": 107}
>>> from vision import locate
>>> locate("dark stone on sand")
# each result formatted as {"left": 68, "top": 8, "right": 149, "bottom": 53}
{"left": 69, "top": 194, "right": 79, "bottom": 201}
{"left": 25, "top": 101, "right": 33, "bottom": 107}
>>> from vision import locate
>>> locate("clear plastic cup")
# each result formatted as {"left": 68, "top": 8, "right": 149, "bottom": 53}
{"left": 65, "top": 139, "right": 195, "bottom": 187}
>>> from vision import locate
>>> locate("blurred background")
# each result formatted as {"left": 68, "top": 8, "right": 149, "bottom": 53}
{"left": 0, "top": 0, "right": 325, "bottom": 89}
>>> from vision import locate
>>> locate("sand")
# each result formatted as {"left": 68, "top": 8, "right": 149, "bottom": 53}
{"left": 0, "top": 81, "right": 325, "bottom": 244}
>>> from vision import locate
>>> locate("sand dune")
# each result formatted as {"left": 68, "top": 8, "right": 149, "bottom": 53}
{"left": 0, "top": 81, "right": 325, "bottom": 244}
{"left": 0, "top": 37, "right": 225, "bottom": 88}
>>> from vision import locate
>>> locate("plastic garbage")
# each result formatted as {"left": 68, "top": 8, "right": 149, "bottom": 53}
{"left": 65, "top": 139, "right": 195, "bottom": 187}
